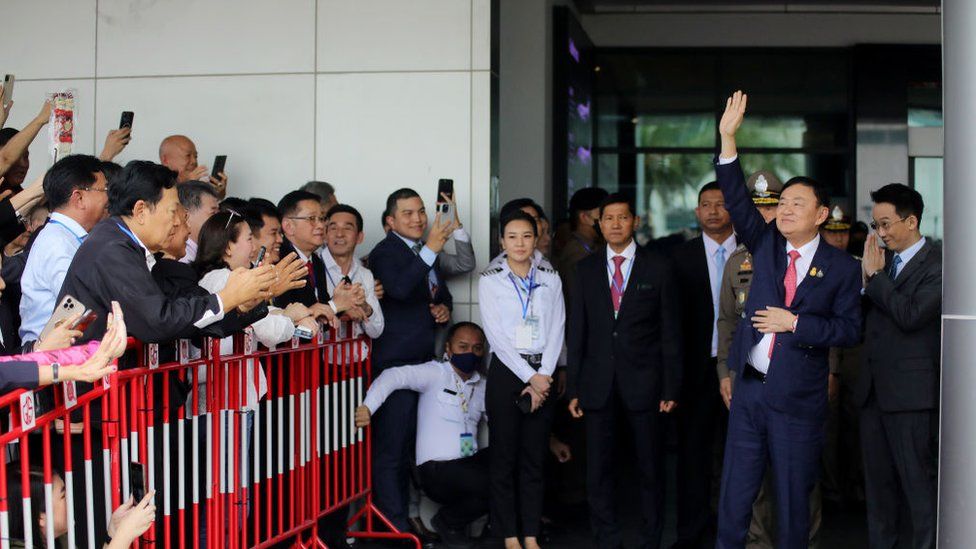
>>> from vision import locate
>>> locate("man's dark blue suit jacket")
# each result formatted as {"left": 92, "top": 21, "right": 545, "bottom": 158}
{"left": 718, "top": 158, "right": 862, "bottom": 421}
{"left": 368, "top": 231, "right": 452, "bottom": 372}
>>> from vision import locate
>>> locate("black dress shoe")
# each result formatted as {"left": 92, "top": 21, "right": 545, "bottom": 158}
{"left": 431, "top": 513, "right": 474, "bottom": 549}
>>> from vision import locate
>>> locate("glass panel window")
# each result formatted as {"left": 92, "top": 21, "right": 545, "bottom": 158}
{"left": 634, "top": 113, "right": 715, "bottom": 148}
{"left": 912, "top": 157, "right": 943, "bottom": 241}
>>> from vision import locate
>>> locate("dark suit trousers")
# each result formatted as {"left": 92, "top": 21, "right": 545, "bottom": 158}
{"left": 487, "top": 355, "right": 554, "bottom": 538}
{"left": 860, "top": 394, "right": 936, "bottom": 549}
{"left": 370, "top": 388, "right": 418, "bottom": 531}
{"left": 676, "top": 358, "right": 723, "bottom": 545}
{"left": 585, "top": 379, "right": 665, "bottom": 549}
{"left": 717, "top": 375, "right": 824, "bottom": 549}
{"left": 417, "top": 450, "right": 490, "bottom": 529}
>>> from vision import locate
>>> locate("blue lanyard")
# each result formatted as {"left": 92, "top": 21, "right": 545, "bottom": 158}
{"left": 48, "top": 219, "right": 85, "bottom": 245}
{"left": 607, "top": 255, "right": 634, "bottom": 296}
{"left": 507, "top": 268, "right": 536, "bottom": 320}
{"left": 115, "top": 222, "right": 141, "bottom": 247}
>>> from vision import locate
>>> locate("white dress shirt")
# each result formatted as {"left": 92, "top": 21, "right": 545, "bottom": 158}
{"left": 478, "top": 260, "right": 565, "bottom": 383}
{"left": 605, "top": 239, "right": 638, "bottom": 287}
{"left": 363, "top": 360, "right": 486, "bottom": 466}
{"left": 318, "top": 247, "right": 385, "bottom": 341}
{"left": 704, "top": 233, "right": 737, "bottom": 357}
{"left": 20, "top": 212, "right": 89, "bottom": 341}
{"left": 180, "top": 238, "right": 198, "bottom": 264}
{"left": 748, "top": 235, "right": 821, "bottom": 374}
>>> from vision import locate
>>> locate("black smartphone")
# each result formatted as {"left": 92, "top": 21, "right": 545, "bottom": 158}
{"left": 436, "top": 179, "right": 454, "bottom": 203}
{"left": 119, "top": 111, "right": 134, "bottom": 129}
{"left": 129, "top": 462, "right": 145, "bottom": 501}
{"left": 516, "top": 393, "right": 533, "bottom": 414}
{"left": 211, "top": 155, "right": 227, "bottom": 179}
{"left": 254, "top": 246, "right": 266, "bottom": 267}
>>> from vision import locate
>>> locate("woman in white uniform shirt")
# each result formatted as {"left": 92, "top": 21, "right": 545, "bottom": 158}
{"left": 479, "top": 209, "right": 565, "bottom": 549}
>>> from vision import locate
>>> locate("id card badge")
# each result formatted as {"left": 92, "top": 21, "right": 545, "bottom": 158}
{"left": 515, "top": 321, "right": 533, "bottom": 350}
{"left": 525, "top": 315, "right": 540, "bottom": 340}
{"left": 459, "top": 432, "right": 476, "bottom": 457}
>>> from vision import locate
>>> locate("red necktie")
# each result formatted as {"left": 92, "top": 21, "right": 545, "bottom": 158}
{"left": 306, "top": 260, "right": 315, "bottom": 288}
{"left": 769, "top": 250, "right": 801, "bottom": 358}
{"left": 611, "top": 255, "right": 626, "bottom": 313}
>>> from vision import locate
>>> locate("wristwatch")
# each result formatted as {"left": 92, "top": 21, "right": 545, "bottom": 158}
{"left": 866, "top": 268, "right": 883, "bottom": 281}
{"left": 51, "top": 362, "right": 61, "bottom": 383}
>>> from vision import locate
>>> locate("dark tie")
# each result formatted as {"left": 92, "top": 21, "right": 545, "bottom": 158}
{"left": 888, "top": 255, "right": 902, "bottom": 280}
{"left": 412, "top": 242, "right": 424, "bottom": 255}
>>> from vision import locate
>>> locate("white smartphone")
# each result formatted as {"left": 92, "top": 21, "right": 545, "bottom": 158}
{"left": 2, "top": 74, "right": 13, "bottom": 108}
{"left": 38, "top": 294, "right": 87, "bottom": 343}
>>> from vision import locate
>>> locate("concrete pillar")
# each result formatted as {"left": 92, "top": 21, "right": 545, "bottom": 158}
{"left": 938, "top": 1, "right": 976, "bottom": 546}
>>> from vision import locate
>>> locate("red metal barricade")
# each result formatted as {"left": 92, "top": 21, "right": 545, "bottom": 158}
{"left": 0, "top": 326, "right": 420, "bottom": 549}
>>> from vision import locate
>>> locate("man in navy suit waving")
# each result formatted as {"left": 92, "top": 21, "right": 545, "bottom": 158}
{"left": 714, "top": 91, "right": 862, "bottom": 549}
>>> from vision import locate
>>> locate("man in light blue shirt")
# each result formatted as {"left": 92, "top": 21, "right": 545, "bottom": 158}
{"left": 20, "top": 155, "right": 109, "bottom": 343}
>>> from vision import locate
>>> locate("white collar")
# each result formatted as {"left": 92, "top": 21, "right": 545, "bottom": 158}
{"left": 321, "top": 246, "right": 359, "bottom": 278}
{"left": 289, "top": 240, "right": 312, "bottom": 263}
{"left": 605, "top": 239, "right": 637, "bottom": 262}
{"left": 894, "top": 236, "right": 926, "bottom": 266}
{"left": 703, "top": 233, "right": 736, "bottom": 256}
{"left": 786, "top": 233, "right": 821, "bottom": 258}
{"left": 393, "top": 231, "right": 420, "bottom": 249}
{"left": 117, "top": 219, "right": 156, "bottom": 270}
{"left": 49, "top": 212, "right": 88, "bottom": 238}
{"left": 439, "top": 359, "right": 482, "bottom": 385}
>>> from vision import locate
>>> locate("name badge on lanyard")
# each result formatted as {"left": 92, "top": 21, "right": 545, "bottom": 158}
{"left": 456, "top": 377, "right": 477, "bottom": 457}
{"left": 510, "top": 270, "right": 538, "bottom": 350}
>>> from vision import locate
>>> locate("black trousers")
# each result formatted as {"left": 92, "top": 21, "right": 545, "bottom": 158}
{"left": 418, "top": 450, "right": 490, "bottom": 529}
{"left": 675, "top": 360, "right": 724, "bottom": 546}
{"left": 860, "top": 394, "right": 937, "bottom": 549}
{"left": 486, "top": 355, "right": 554, "bottom": 539}
{"left": 585, "top": 380, "right": 665, "bottom": 549}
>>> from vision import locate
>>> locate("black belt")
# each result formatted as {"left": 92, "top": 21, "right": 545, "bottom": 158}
{"left": 520, "top": 353, "right": 543, "bottom": 367}
{"left": 743, "top": 363, "right": 767, "bottom": 383}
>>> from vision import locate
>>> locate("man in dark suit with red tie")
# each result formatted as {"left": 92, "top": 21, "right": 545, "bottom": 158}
{"left": 275, "top": 190, "right": 362, "bottom": 315}
{"left": 567, "top": 193, "right": 682, "bottom": 549}
{"left": 713, "top": 92, "right": 862, "bottom": 548}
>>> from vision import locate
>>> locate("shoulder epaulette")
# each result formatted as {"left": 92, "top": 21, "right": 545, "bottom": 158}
{"left": 482, "top": 267, "right": 503, "bottom": 277}
{"left": 537, "top": 265, "right": 556, "bottom": 274}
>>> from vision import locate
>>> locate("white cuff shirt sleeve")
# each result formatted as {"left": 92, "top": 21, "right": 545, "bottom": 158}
{"left": 453, "top": 228, "right": 470, "bottom": 243}
{"left": 419, "top": 246, "right": 438, "bottom": 266}
{"left": 718, "top": 155, "right": 738, "bottom": 165}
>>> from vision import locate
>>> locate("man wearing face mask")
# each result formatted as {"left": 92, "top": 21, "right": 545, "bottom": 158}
{"left": 356, "top": 322, "right": 488, "bottom": 549}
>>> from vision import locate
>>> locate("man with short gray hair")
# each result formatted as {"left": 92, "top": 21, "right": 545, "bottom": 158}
{"left": 177, "top": 181, "right": 220, "bottom": 263}
{"left": 301, "top": 180, "right": 338, "bottom": 211}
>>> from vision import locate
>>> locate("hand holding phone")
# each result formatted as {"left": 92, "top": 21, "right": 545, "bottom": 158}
{"left": 211, "top": 155, "right": 227, "bottom": 179}
{"left": 2, "top": 75, "right": 14, "bottom": 109}
{"left": 129, "top": 462, "right": 145, "bottom": 501}
{"left": 253, "top": 246, "right": 266, "bottom": 267}
{"left": 119, "top": 111, "right": 134, "bottom": 129}
{"left": 435, "top": 179, "right": 456, "bottom": 223}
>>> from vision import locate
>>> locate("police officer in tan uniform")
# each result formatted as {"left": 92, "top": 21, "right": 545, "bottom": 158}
{"left": 820, "top": 206, "right": 866, "bottom": 507}
{"left": 715, "top": 171, "right": 825, "bottom": 549}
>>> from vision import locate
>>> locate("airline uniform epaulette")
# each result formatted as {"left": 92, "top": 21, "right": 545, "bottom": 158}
{"left": 482, "top": 267, "right": 504, "bottom": 277}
